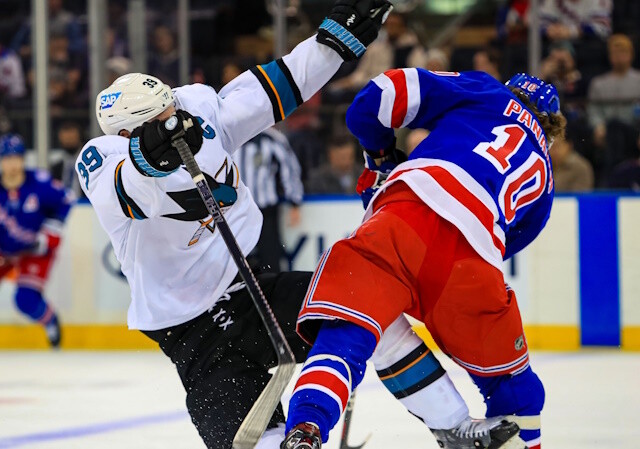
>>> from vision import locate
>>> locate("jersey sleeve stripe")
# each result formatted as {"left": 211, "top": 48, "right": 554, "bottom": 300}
{"left": 386, "top": 69, "right": 409, "bottom": 128}
{"left": 372, "top": 72, "right": 396, "bottom": 128}
{"left": 276, "top": 58, "right": 304, "bottom": 108}
{"left": 250, "top": 59, "right": 303, "bottom": 123}
{"left": 250, "top": 66, "right": 283, "bottom": 122}
{"left": 401, "top": 68, "right": 421, "bottom": 128}
{"left": 114, "top": 160, "right": 147, "bottom": 220}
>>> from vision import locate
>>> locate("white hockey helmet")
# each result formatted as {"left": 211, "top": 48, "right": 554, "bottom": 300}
{"left": 95, "top": 73, "right": 174, "bottom": 135}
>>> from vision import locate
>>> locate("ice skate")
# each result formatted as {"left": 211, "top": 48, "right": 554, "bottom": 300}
{"left": 45, "top": 314, "right": 61, "bottom": 348}
{"left": 431, "top": 416, "right": 527, "bottom": 449}
{"left": 281, "top": 422, "right": 322, "bottom": 449}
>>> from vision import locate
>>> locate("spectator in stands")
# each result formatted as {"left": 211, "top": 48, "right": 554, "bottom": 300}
{"left": 406, "top": 129, "right": 430, "bottom": 155}
{"left": 540, "top": 41, "right": 586, "bottom": 107}
{"left": 606, "top": 132, "right": 640, "bottom": 190}
{"left": 540, "top": 0, "right": 612, "bottom": 41}
{"left": 424, "top": 48, "right": 449, "bottom": 72}
{"left": 50, "top": 121, "right": 83, "bottom": 195}
{"left": 588, "top": 34, "right": 640, "bottom": 171}
{"left": 473, "top": 48, "right": 502, "bottom": 81}
{"left": 306, "top": 135, "right": 361, "bottom": 194}
{"left": 35, "top": 31, "right": 85, "bottom": 111}
{"left": 148, "top": 25, "right": 179, "bottom": 87}
{"left": 497, "top": 0, "right": 529, "bottom": 43}
{"left": 0, "top": 38, "right": 26, "bottom": 100}
{"left": 106, "top": 28, "right": 128, "bottom": 60}
{"left": 107, "top": 1, "right": 128, "bottom": 58}
{"left": 11, "top": 0, "right": 83, "bottom": 61}
{"left": 329, "top": 12, "right": 425, "bottom": 91}
{"left": 550, "top": 134, "right": 594, "bottom": 192}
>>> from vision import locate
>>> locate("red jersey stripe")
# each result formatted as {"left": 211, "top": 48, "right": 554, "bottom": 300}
{"left": 389, "top": 166, "right": 506, "bottom": 256}
{"left": 385, "top": 70, "right": 408, "bottom": 128}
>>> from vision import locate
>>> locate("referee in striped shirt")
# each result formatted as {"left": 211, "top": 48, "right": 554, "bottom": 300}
{"left": 234, "top": 127, "right": 304, "bottom": 272}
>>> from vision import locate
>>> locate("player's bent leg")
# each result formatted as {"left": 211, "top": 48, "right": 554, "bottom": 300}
{"left": 142, "top": 272, "right": 313, "bottom": 448}
{"left": 372, "top": 315, "right": 468, "bottom": 429}
{"left": 143, "top": 308, "right": 285, "bottom": 448}
{"left": 284, "top": 320, "right": 377, "bottom": 447}
{"left": 470, "top": 367, "right": 544, "bottom": 449}
{"left": 14, "top": 286, "right": 61, "bottom": 347}
{"left": 16, "top": 253, "right": 60, "bottom": 347}
{"left": 373, "top": 315, "right": 522, "bottom": 449}
{"left": 187, "top": 354, "right": 287, "bottom": 448}
{"left": 263, "top": 271, "right": 314, "bottom": 362}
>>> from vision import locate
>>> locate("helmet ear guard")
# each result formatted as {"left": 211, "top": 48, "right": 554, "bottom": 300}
{"left": 505, "top": 73, "right": 561, "bottom": 116}
{"left": 96, "top": 73, "right": 175, "bottom": 136}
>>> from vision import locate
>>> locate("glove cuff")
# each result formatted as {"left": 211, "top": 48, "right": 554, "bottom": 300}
{"left": 129, "top": 136, "right": 179, "bottom": 178}
{"left": 317, "top": 18, "right": 367, "bottom": 60}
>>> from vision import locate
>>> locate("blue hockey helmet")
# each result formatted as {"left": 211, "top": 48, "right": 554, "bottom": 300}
{"left": 505, "top": 73, "right": 561, "bottom": 116}
{"left": 0, "top": 134, "right": 26, "bottom": 158}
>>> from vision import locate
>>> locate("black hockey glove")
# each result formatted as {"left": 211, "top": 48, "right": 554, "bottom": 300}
{"left": 129, "top": 109, "right": 203, "bottom": 177}
{"left": 317, "top": 0, "right": 393, "bottom": 61}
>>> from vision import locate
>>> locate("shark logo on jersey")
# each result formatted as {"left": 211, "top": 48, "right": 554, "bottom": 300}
{"left": 162, "top": 158, "right": 239, "bottom": 246}
{"left": 99, "top": 92, "right": 122, "bottom": 110}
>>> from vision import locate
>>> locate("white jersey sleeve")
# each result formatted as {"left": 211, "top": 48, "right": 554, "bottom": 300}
{"left": 213, "top": 36, "right": 343, "bottom": 152}
{"left": 76, "top": 135, "right": 165, "bottom": 220}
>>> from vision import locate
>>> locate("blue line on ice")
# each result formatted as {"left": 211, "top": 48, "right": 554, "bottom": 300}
{"left": 0, "top": 410, "right": 188, "bottom": 448}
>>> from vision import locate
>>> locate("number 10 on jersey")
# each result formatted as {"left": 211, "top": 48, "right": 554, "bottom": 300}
{"left": 473, "top": 124, "right": 549, "bottom": 224}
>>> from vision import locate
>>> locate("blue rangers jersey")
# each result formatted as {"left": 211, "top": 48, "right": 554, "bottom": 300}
{"left": 0, "top": 170, "right": 73, "bottom": 255}
{"left": 346, "top": 69, "right": 555, "bottom": 269}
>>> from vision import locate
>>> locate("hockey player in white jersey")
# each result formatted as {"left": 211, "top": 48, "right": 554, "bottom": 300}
{"left": 78, "top": 1, "right": 519, "bottom": 448}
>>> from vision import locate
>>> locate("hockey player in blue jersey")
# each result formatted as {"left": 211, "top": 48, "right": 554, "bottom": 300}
{"left": 0, "top": 134, "right": 73, "bottom": 347}
{"left": 282, "top": 71, "right": 566, "bottom": 449}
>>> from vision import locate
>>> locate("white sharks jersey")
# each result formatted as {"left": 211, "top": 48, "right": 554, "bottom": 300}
{"left": 78, "top": 36, "right": 342, "bottom": 330}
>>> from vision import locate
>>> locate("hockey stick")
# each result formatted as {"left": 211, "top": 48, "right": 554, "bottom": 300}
{"left": 171, "top": 121, "right": 296, "bottom": 449}
{"left": 340, "top": 390, "right": 371, "bottom": 449}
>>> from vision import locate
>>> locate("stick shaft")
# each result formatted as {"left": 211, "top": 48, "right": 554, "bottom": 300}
{"left": 174, "top": 138, "right": 293, "bottom": 361}
{"left": 172, "top": 137, "right": 296, "bottom": 449}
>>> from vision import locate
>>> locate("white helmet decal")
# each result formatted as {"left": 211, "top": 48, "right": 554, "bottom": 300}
{"left": 95, "top": 73, "right": 175, "bottom": 135}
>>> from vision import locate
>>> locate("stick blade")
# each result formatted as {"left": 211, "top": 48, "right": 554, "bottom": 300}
{"left": 232, "top": 361, "right": 297, "bottom": 449}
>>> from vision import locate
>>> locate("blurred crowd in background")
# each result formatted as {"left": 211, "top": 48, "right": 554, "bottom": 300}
{"left": 0, "top": 0, "right": 639, "bottom": 198}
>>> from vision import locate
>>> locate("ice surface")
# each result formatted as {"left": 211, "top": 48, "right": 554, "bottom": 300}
{"left": 0, "top": 350, "right": 637, "bottom": 448}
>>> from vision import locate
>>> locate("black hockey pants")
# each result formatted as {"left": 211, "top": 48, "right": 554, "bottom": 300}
{"left": 142, "top": 271, "right": 312, "bottom": 449}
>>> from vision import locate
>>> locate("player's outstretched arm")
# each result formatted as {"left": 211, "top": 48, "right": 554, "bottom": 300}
{"left": 215, "top": 0, "right": 392, "bottom": 152}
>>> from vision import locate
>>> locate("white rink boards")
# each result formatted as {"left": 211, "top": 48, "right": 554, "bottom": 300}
{"left": 0, "top": 350, "right": 638, "bottom": 448}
